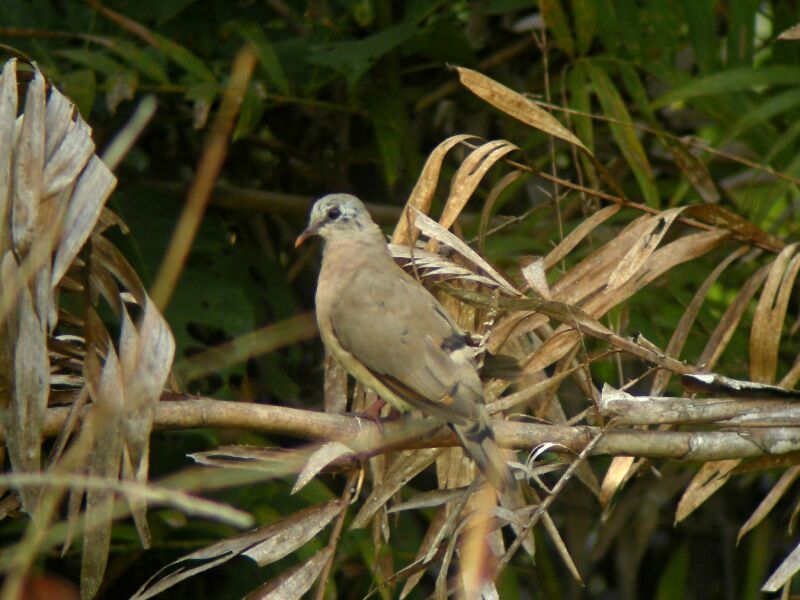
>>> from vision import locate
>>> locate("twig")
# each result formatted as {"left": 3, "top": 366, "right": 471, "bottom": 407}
{"left": 20, "top": 396, "right": 800, "bottom": 462}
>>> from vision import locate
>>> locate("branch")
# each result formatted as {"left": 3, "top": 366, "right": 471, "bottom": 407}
{"left": 22, "top": 396, "right": 800, "bottom": 463}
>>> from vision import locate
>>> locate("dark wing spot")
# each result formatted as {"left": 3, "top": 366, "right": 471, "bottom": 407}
{"left": 441, "top": 334, "right": 467, "bottom": 352}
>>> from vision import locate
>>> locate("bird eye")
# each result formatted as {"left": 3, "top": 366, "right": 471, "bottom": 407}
{"left": 327, "top": 207, "right": 341, "bottom": 220}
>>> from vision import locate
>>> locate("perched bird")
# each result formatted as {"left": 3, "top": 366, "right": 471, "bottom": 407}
{"left": 296, "top": 193, "right": 515, "bottom": 491}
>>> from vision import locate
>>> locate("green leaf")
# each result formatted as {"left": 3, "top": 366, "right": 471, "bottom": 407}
{"left": 151, "top": 32, "right": 216, "bottom": 83}
{"left": 618, "top": 62, "right": 656, "bottom": 122}
{"left": 538, "top": 0, "right": 575, "bottom": 58}
{"left": 572, "top": 0, "right": 597, "bottom": 55}
{"left": 585, "top": 62, "right": 659, "bottom": 205}
{"left": 57, "top": 49, "right": 127, "bottom": 77}
{"left": 723, "top": 88, "right": 800, "bottom": 143}
{"left": 110, "top": 40, "right": 169, "bottom": 84}
{"left": 614, "top": 0, "right": 643, "bottom": 59}
{"left": 58, "top": 69, "right": 97, "bottom": 117}
{"left": 680, "top": 0, "right": 717, "bottom": 72}
{"left": 310, "top": 20, "right": 420, "bottom": 85}
{"left": 655, "top": 544, "right": 689, "bottom": 600}
{"left": 233, "top": 82, "right": 266, "bottom": 142}
{"left": 365, "top": 89, "right": 409, "bottom": 187}
{"left": 309, "top": 2, "right": 445, "bottom": 85}
{"left": 228, "top": 21, "right": 290, "bottom": 94}
{"left": 653, "top": 66, "right": 800, "bottom": 108}
{"left": 727, "top": 0, "right": 758, "bottom": 67}
{"left": 566, "top": 64, "right": 594, "bottom": 151}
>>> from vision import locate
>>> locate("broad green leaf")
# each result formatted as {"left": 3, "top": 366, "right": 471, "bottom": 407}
{"left": 724, "top": 88, "right": 800, "bottom": 143}
{"left": 572, "top": 0, "right": 597, "bottom": 55}
{"left": 538, "top": 0, "right": 575, "bottom": 57}
{"left": 654, "top": 544, "right": 689, "bottom": 600}
{"left": 615, "top": 0, "right": 643, "bottom": 59}
{"left": 110, "top": 40, "right": 169, "bottom": 84}
{"left": 585, "top": 62, "right": 659, "bottom": 205}
{"left": 233, "top": 81, "right": 266, "bottom": 141}
{"left": 228, "top": 21, "right": 290, "bottom": 94}
{"left": 653, "top": 66, "right": 800, "bottom": 108}
{"left": 680, "top": 0, "right": 717, "bottom": 72}
{"left": 58, "top": 69, "right": 97, "bottom": 117}
{"left": 365, "top": 89, "right": 410, "bottom": 187}
{"left": 57, "top": 49, "right": 127, "bottom": 77}
{"left": 151, "top": 32, "right": 216, "bottom": 83}
{"left": 567, "top": 64, "right": 594, "bottom": 151}
{"left": 618, "top": 62, "right": 656, "bottom": 122}
{"left": 727, "top": 0, "right": 758, "bottom": 67}
{"left": 310, "top": 20, "right": 420, "bottom": 85}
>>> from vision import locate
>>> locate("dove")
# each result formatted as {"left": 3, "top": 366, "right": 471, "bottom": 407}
{"left": 296, "top": 193, "right": 514, "bottom": 491}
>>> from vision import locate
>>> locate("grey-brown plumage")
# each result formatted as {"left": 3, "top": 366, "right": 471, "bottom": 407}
{"left": 296, "top": 193, "right": 514, "bottom": 491}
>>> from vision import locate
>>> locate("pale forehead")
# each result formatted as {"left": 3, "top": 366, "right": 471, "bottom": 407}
{"left": 311, "top": 193, "right": 366, "bottom": 218}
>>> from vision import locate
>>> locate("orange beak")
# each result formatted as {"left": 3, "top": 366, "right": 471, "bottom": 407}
{"left": 294, "top": 225, "right": 319, "bottom": 248}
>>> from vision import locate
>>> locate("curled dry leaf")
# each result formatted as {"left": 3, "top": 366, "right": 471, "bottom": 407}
{"left": 738, "top": 465, "right": 800, "bottom": 544}
{"left": 350, "top": 448, "right": 444, "bottom": 529}
{"left": 409, "top": 208, "right": 519, "bottom": 296}
{"left": 675, "top": 460, "right": 740, "bottom": 523}
{"left": 132, "top": 500, "right": 341, "bottom": 600}
{"left": 777, "top": 22, "right": 800, "bottom": 40}
{"left": 750, "top": 244, "right": 800, "bottom": 383}
{"left": 762, "top": 539, "right": 800, "bottom": 593}
{"left": 390, "top": 244, "right": 501, "bottom": 289}
{"left": 245, "top": 547, "right": 334, "bottom": 600}
{"left": 391, "top": 134, "right": 477, "bottom": 246}
{"left": 437, "top": 139, "right": 519, "bottom": 234}
{"left": 292, "top": 441, "right": 354, "bottom": 494}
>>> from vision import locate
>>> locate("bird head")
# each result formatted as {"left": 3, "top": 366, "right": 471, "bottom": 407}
{"left": 295, "top": 193, "right": 377, "bottom": 247}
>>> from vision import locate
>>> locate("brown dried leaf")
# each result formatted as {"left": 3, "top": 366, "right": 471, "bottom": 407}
{"left": 777, "top": 22, "right": 800, "bottom": 40}
{"left": 543, "top": 204, "right": 621, "bottom": 271}
{"left": 0, "top": 59, "right": 18, "bottom": 256}
{"left": 323, "top": 350, "right": 348, "bottom": 414}
{"left": 0, "top": 254, "right": 49, "bottom": 513}
{"left": 521, "top": 257, "right": 551, "bottom": 299}
{"left": 391, "top": 134, "right": 476, "bottom": 245}
{"left": 12, "top": 67, "right": 45, "bottom": 256}
{"left": 762, "top": 540, "right": 800, "bottom": 592}
{"left": 651, "top": 246, "right": 748, "bottom": 395}
{"left": 410, "top": 208, "right": 519, "bottom": 295}
{"left": 42, "top": 91, "right": 94, "bottom": 199}
{"left": 132, "top": 501, "right": 340, "bottom": 600}
{"left": 400, "top": 506, "right": 448, "bottom": 599}
{"left": 738, "top": 465, "right": 800, "bottom": 544}
{"left": 750, "top": 245, "right": 800, "bottom": 383}
{"left": 664, "top": 139, "right": 720, "bottom": 203}
{"left": 698, "top": 264, "right": 769, "bottom": 370}
{"left": 242, "top": 502, "right": 341, "bottom": 566}
{"left": 292, "top": 442, "right": 354, "bottom": 494}
{"left": 120, "top": 298, "right": 175, "bottom": 461}
{"left": 675, "top": 459, "right": 739, "bottom": 523}
{"left": 245, "top": 547, "right": 334, "bottom": 600}
{"left": 51, "top": 156, "right": 116, "bottom": 286}
{"left": 390, "top": 244, "right": 501, "bottom": 289}
{"left": 684, "top": 204, "right": 783, "bottom": 252}
{"left": 438, "top": 140, "right": 518, "bottom": 233}
{"left": 350, "top": 448, "right": 444, "bottom": 529}
{"left": 599, "top": 456, "right": 636, "bottom": 510}
{"left": 82, "top": 345, "right": 125, "bottom": 600}
{"left": 457, "top": 66, "right": 588, "bottom": 152}
{"left": 607, "top": 207, "right": 684, "bottom": 289}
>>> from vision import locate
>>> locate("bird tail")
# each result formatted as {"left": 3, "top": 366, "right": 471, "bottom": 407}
{"left": 452, "top": 417, "right": 515, "bottom": 493}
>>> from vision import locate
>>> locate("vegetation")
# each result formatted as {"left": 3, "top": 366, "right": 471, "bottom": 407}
{"left": 0, "top": 1, "right": 799, "bottom": 598}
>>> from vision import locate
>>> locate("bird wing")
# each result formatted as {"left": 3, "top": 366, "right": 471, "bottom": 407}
{"left": 328, "top": 260, "right": 483, "bottom": 424}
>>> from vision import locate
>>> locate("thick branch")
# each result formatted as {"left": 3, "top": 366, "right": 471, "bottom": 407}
{"left": 20, "top": 397, "right": 800, "bottom": 462}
